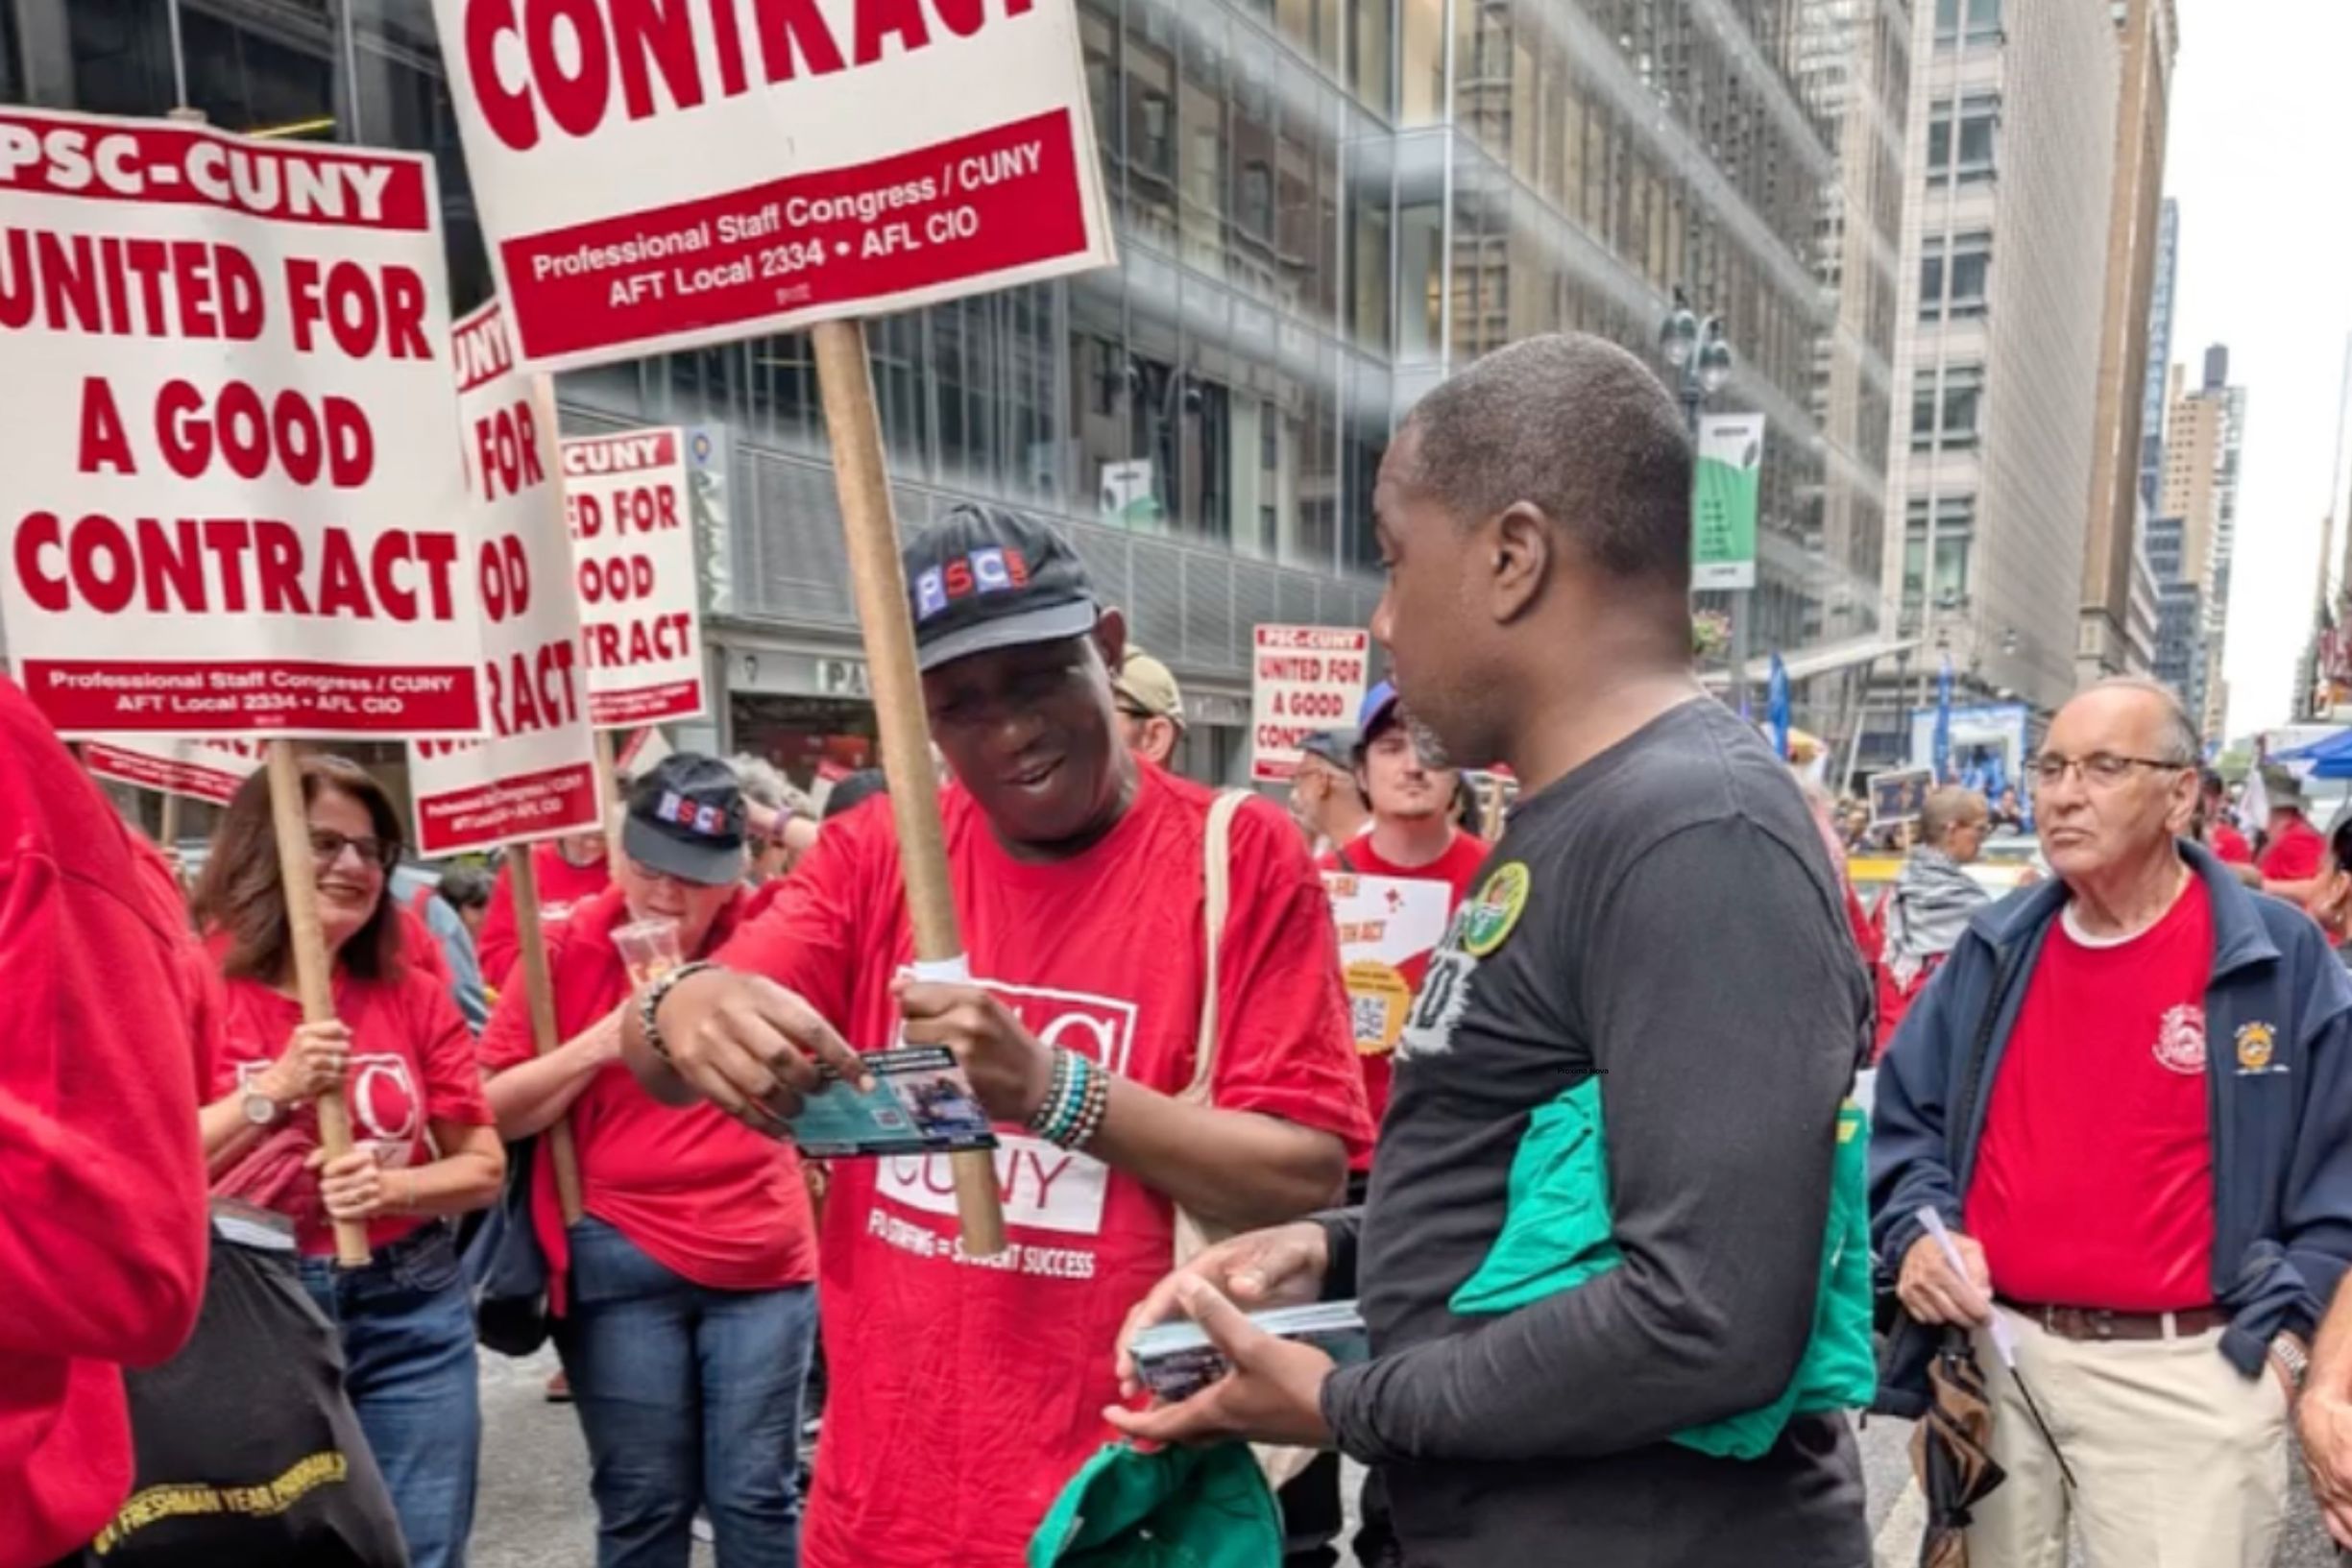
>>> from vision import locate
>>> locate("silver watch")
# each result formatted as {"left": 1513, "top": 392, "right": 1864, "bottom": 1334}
{"left": 2271, "top": 1335, "right": 2312, "bottom": 1390}
{"left": 241, "top": 1087, "right": 282, "bottom": 1127}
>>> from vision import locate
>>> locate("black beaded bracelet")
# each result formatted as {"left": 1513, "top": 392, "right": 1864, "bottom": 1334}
{"left": 638, "top": 960, "right": 718, "bottom": 1064}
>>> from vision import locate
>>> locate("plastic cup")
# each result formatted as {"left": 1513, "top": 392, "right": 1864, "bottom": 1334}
{"left": 612, "top": 918, "right": 684, "bottom": 989}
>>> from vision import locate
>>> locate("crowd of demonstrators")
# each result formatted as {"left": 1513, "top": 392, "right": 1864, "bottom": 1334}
{"left": 732, "top": 755, "right": 820, "bottom": 888}
{"left": 625, "top": 504, "right": 1371, "bottom": 1567}
{"left": 0, "top": 678, "right": 210, "bottom": 1568}
{"left": 1871, "top": 786, "right": 1993, "bottom": 1057}
{"left": 189, "top": 758, "right": 506, "bottom": 1568}
{"left": 478, "top": 828, "right": 612, "bottom": 992}
{"left": 481, "top": 756, "right": 818, "bottom": 1567}
{"left": 1287, "top": 728, "right": 1371, "bottom": 856}
{"left": 1111, "top": 647, "right": 1187, "bottom": 769}
{"left": 1872, "top": 678, "right": 2352, "bottom": 1567}
{"left": 1113, "top": 334, "right": 1873, "bottom": 1563}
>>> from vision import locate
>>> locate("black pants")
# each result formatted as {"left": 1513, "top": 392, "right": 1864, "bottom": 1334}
{"left": 1279, "top": 1171, "right": 1395, "bottom": 1567}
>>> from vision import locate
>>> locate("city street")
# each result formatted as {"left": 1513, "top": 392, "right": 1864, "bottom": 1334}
{"left": 472, "top": 1342, "right": 2341, "bottom": 1566}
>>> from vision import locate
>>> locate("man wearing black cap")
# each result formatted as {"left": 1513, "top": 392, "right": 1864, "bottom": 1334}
{"left": 1290, "top": 730, "right": 1370, "bottom": 856}
{"left": 620, "top": 505, "right": 1370, "bottom": 1568}
{"left": 481, "top": 755, "right": 820, "bottom": 1568}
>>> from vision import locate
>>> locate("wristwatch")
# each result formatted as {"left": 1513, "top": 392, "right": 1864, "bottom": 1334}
{"left": 241, "top": 1085, "right": 284, "bottom": 1127}
{"left": 2271, "top": 1334, "right": 2311, "bottom": 1392}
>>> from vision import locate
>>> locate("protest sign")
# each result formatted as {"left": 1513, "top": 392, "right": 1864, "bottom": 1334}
{"left": 0, "top": 108, "right": 485, "bottom": 739}
{"left": 560, "top": 429, "right": 706, "bottom": 728}
{"left": 1251, "top": 626, "right": 1371, "bottom": 784}
{"left": 82, "top": 734, "right": 263, "bottom": 807}
{"left": 432, "top": 0, "right": 1115, "bottom": 373}
{"left": 1323, "top": 871, "right": 1455, "bottom": 1058}
{"left": 407, "top": 302, "right": 601, "bottom": 858}
{"left": 1869, "top": 767, "right": 1933, "bottom": 830}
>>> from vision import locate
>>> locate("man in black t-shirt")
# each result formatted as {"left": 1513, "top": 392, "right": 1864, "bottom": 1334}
{"left": 1111, "top": 333, "right": 1871, "bottom": 1567}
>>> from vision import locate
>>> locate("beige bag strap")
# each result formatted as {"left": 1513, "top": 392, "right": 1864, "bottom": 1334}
{"left": 1180, "top": 788, "right": 1249, "bottom": 1107}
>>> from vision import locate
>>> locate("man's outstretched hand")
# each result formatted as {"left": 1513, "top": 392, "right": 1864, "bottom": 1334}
{"left": 1104, "top": 1275, "right": 1336, "bottom": 1450}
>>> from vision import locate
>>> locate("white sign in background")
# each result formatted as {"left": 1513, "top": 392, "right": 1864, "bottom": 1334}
{"left": 407, "top": 302, "right": 603, "bottom": 857}
{"left": 1250, "top": 625, "right": 1371, "bottom": 784}
{"left": 0, "top": 109, "right": 487, "bottom": 738}
{"left": 80, "top": 734, "right": 264, "bottom": 806}
{"left": 432, "top": 0, "right": 1117, "bottom": 373}
{"left": 560, "top": 429, "right": 707, "bottom": 729}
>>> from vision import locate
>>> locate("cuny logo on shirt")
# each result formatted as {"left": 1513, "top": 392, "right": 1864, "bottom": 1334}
{"left": 233, "top": 1052, "right": 422, "bottom": 1159}
{"left": 877, "top": 981, "right": 1136, "bottom": 1237}
{"left": 912, "top": 546, "right": 1030, "bottom": 622}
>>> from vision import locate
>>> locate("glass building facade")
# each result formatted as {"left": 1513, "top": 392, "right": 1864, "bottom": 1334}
{"left": 8, "top": 0, "right": 1892, "bottom": 782}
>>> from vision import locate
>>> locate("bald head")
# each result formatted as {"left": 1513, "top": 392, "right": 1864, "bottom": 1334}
{"left": 1922, "top": 786, "right": 1989, "bottom": 856}
{"left": 2066, "top": 676, "right": 2200, "bottom": 766}
{"left": 1399, "top": 333, "right": 1696, "bottom": 589}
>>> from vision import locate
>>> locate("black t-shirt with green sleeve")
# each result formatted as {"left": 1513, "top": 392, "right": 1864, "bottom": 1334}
{"left": 1319, "top": 698, "right": 1871, "bottom": 1567}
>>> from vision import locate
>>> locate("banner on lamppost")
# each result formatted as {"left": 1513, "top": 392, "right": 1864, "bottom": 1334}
{"left": 1692, "top": 412, "right": 1764, "bottom": 591}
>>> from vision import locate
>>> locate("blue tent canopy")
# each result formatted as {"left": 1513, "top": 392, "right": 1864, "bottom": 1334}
{"left": 2271, "top": 728, "right": 2352, "bottom": 780}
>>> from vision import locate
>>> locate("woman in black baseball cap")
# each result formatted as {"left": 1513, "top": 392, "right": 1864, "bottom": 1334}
{"left": 479, "top": 754, "right": 819, "bottom": 1566}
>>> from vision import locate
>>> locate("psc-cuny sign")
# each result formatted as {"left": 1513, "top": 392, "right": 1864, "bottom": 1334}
{"left": 560, "top": 428, "right": 706, "bottom": 728}
{"left": 408, "top": 302, "right": 603, "bottom": 857}
{"left": 0, "top": 108, "right": 488, "bottom": 738}
{"left": 81, "top": 734, "right": 263, "bottom": 806}
{"left": 1250, "top": 624, "right": 1371, "bottom": 784}
{"left": 432, "top": 0, "right": 1116, "bottom": 373}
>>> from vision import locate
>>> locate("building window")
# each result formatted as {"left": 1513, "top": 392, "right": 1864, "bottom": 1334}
{"left": 1926, "top": 95, "right": 1999, "bottom": 183}
{"left": 1934, "top": 0, "right": 2001, "bottom": 45}
{"left": 1903, "top": 497, "right": 1976, "bottom": 616}
{"left": 1910, "top": 365, "right": 1984, "bottom": 451}
{"left": 1920, "top": 231, "right": 1991, "bottom": 321}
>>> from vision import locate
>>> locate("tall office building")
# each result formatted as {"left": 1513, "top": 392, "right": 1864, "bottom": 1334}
{"left": 2139, "top": 199, "right": 2180, "bottom": 513}
{"left": 1861, "top": 0, "right": 2123, "bottom": 767}
{"left": 2076, "top": 0, "right": 2178, "bottom": 684}
{"left": 7, "top": 0, "right": 1892, "bottom": 778}
{"left": 2158, "top": 349, "right": 2247, "bottom": 739}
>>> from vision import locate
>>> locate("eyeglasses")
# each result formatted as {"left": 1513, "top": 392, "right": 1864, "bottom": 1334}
{"left": 2029, "top": 753, "right": 2192, "bottom": 790}
{"left": 308, "top": 829, "right": 395, "bottom": 869}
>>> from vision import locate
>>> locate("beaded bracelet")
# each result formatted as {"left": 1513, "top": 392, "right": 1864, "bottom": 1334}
{"left": 1067, "top": 1059, "right": 1111, "bottom": 1151}
{"left": 1026, "top": 1049, "right": 1077, "bottom": 1140}
{"left": 1031, "top": 1049, "right": 1103, "bottom": 1148}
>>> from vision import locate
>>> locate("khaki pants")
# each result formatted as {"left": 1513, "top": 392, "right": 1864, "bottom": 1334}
{"left": 1964, "top": 1306, "right": 2291, "bottom": 1568}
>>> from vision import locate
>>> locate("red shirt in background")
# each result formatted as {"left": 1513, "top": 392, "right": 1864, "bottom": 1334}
{"left": 476, "top": 840, "right": 610, "bottom": 993}
{"left": 0, "top": 680, "right": 208, "bottom": 1568}
{"left": 719, "top": 767, "right": 1370, "bottom": 1568}
{"left": 1967, "top": 878, "right": 2216, "bottom": 1312}
{"left": 477, "top": 887, "right": 815, "bottom": 1309}
{"left": 2261, "top": 813, "right": 2326, "bottom": 883}
{"left": 212, "top": 961, "right": 492, "bottom": 1257}
{"left": 1319, "top": 829, "right": 1490, "bottom": 1166}
{"left": 2211, "top": 821, "right": 2254, "bottom": 865}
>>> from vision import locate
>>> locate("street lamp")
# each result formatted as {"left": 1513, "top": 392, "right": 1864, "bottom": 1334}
{"left": 1659, "top": 288, "right": 1746, "bottom": 708}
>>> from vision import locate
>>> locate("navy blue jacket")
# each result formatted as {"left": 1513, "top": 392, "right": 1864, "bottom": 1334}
{"left": 1869, "top": 843, "right": 2352, "bottom": 1408}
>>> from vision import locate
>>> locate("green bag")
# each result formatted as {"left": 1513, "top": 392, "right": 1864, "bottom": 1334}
{"left": 1450, "top": 1079, "right": 1876, "bottom": 1459}
{"left": 1027, "top": 1440, "right": 1284, "bottom": 1567}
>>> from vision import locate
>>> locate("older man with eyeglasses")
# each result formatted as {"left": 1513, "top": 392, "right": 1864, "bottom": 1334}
{"left": 1870, "top": 675, "right": 2352, "bottom": 1568}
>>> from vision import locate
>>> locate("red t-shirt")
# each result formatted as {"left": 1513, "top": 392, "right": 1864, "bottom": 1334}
{"left": 2261, "top": 814, "right": 2326, "bottom": 883}
{"left": 212, "top": 961, "right": 493, "bottom": 1257}
{"left": 1966, "top": 878, "right": 2216, "bottom": 1312}
{"left": 1319, "top": 829, "right": 1490, "bottom": 1166}
{"left": 477, "top": 887, "right": 815, "bottom": 1306}
{"left": 717, "top": 767, "right": 1370, "bottom": 1568}
{"left": 2212, "top": 821, "right": 2254, "bottom": 866}
{"left": 476, "top": 840, "right": 610, "bottom": 993}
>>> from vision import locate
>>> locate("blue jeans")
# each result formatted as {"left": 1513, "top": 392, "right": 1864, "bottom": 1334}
{"left": 300, "top": 1224, "right": 481, "bottom": 1568}
{"left": 559, "top": 1218, "right": 814, "bottom": 1568}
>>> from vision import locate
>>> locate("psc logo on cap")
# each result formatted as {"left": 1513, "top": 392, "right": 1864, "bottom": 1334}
{"left": 658, "top": 789, "right": 728, "bottom": 839}
{"left": 913, "top": 546, "right": 1031, "bottom": 622}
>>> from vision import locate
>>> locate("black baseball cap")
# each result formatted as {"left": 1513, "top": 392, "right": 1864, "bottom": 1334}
{"left": 1297, "top": 730, "right": 1356, "bottom": 770}
{"left": 622, "top": 754, "right": 746, "bottom": 886}
{"left": 903, "top": 505, "right": 1100, "bottom": 672}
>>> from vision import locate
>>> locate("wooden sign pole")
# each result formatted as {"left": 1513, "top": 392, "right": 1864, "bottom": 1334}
{"left": 507, "top": 846, "right": 586, "bottom": 1225}
{"left": 263, "top": 740, "right": 371, "bottom": 1266}
{"left": 812, "top": 317, "right": 1006, "bottom": 1258}
{"left": 158, "top": 788, "right": 183, "bottom": 855}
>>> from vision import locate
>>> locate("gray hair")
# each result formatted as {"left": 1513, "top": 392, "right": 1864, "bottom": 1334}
{"left": 1922, "top": 786, "right": 1989, "bottom": 848}
{"left": 728, "top": 754, "right": 811, "bottom": 818}
{"left": 2077, "top": 676, "right": 2200, "bottom": 764}
{"left": 1400, "top": 332, "right": 1695, "bottom": 588}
